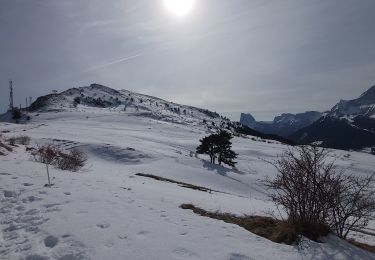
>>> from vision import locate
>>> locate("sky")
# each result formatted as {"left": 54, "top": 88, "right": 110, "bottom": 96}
{"left": 0, "top": 0, "right": 375, "bottom": 121}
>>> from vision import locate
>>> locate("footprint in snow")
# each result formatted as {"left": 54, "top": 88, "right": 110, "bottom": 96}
{"left": 23, "top": 183, "right": 33, "bottom": 187}
{"left": 58, "top": 253, "right": 87, "bottom": 260}
{"left": 136, "top": 230, "right": 150, "bottom": 239}
{"left": 228, "top": 253, "right": 254, "bottom": 260}
{"left": 23, "top": 196, "right": 43, "bottom": 203}
{"left": 3, "top": 190, "right": 18, "bottom": 198}
{"left": 105, "top": 240, "right": 115, "bottom": 248}
{"left": 171, "top": 247, "right": 199, "bottom": 259}
{"left": 96, "top": 222, "right": 111, "bottom": 229}
{"left": 44, "top": 235, "right": 59, "bottom": 248}
{"left": 25, "top": 254, "right": 49, "bottom": 260}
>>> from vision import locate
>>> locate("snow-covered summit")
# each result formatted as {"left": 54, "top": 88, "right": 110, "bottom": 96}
{"left": 29, "top": 83, "right": 229, "bottom": 127}
{"left": 330, "top": 85, "right": 375, "bottom": 118}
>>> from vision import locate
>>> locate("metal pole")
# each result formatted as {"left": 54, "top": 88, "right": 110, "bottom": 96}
{"left": 9, "top": 80, "right": 14, "bottom": 110}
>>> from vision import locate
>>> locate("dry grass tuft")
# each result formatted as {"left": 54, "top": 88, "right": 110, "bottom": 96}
{"left": 136, "top": 173, "right": 217, "bottom": 193}
{"left": 180, "top": 203, "right": 302, "bottom": 245}
{"left": 347, "top": 239, "right": 375, "bottom": 253}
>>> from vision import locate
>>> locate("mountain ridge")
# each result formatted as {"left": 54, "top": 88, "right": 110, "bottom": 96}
{"left": 241, "top": 84, "right": 375, "bottom": 150}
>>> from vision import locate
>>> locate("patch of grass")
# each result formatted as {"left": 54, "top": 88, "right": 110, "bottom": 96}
{"left": 180, "top": 203, "right": 301, "bottom": 245}
{"left": 0, "top": 140, "right": 13, "bottom": 153}
{"left": 136, "top": 173, "right": 217, "bottom": 193}
{"left": 347, "top": 239, "right": 375, "bottom": 253}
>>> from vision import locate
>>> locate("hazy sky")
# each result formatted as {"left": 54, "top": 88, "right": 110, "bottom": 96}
{"left": 1, "top": 0, "right": 375, "bottom": 120}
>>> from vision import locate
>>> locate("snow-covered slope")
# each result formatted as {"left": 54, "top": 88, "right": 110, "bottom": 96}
{"left": 0, "top": 108, "right": 374, "bottom": 259}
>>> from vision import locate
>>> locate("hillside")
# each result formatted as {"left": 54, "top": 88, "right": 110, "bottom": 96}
{"left": 29, "top": 83, "right": 227, "bottom": 127}
{"left": 291, "top": 116, "right": 375, "bottom": 150}
{"left": 26, "top": 83, "right": 292, "bottom": 145}
{"left": 0, "top": 109, "right": 374, "bottom": 259}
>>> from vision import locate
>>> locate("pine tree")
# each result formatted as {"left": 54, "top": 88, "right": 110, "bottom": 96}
{"left": 196, "top": 135, "right": 218, "bottom": 164}
{"left": 216, "top": 130, "right": 237, "bottom": 167}
{"left": 196, "top": 130, "right": 237, "bottom": 167}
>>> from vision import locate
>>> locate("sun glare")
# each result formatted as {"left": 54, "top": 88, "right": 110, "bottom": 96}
{"left": 164, "top": 0, "right": 196, "bottom": 16}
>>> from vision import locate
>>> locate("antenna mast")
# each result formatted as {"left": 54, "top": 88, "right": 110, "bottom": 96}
{"left": 9, "top": 80, "right": 14, "bottom": 111}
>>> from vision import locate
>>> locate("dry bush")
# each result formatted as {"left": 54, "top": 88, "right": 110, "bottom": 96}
{"left": 17, "top": 136, "right": 31, "bottom": 145}
{"left": 0, "top": 140, "right": 13, "bottom": 152}
{"left": 32, "top": 144, "right": 87, "bottom": 172}
{"left": 32, "top": 144, "right": 59, "bottom": 164}
{"left": 329, "top": 173, "right": 375, "bottom": 239}
{"left": 7, "top": 137, "right": 16, "bottom": 146}
{"left": 55, "top": 148, "right": 87, "bottom": 172}
{"left": 6, "top": 136, "right": 31, "bottom": 146}
{"left": 265, "top": 145, "right": 375, "bottom": 241}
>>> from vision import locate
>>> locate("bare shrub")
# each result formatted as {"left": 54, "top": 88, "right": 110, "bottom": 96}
{"left": 6, "top": 136, "right": 31, "bottom": 146}
{"left": 32, "top": 144, "right": 59, "bottom": 164}
{"left": 265, "top": 146, "right": 336, "bottom": 240}
{"left": 55, "top": 148, "right": 87, "bottom": 172}
{"left": 0, "top": 140, "right": 12, "bottom": 152}
{"left": 265, "top": 145, "right": 375, "bottom": 241}
{"left": 32, "top": 144, "right": 86, "bottom": 172}
{"left": 7, "top": 137, "right": 16, "bottom": 146}
{"left": 329, "top": 174, "right": 375, "bottom": 239}
{"left": 17, "top": 136, "right": 31, "bottom": 145}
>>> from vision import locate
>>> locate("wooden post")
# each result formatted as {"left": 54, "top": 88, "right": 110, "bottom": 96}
{"left": 46, "top": 163, "right": 51, "bottom": 187}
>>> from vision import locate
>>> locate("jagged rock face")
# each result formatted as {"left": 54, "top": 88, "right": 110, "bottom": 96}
{"left": 330, "top": 85, "right": 375, "bottom": 117}
{"left": 273, "top": 111, "right": 322, "bottom": 127}
{"left": 240, "top": 113, "right": 256, "bottom": 127}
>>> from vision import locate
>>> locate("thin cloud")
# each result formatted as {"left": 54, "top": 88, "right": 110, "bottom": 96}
{"left": 81, "top": 53, "right": 143, "bottom": 73}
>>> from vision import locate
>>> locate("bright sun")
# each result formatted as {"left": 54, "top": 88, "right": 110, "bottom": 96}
{"left": 163, "top": 0, "right": 196, "bottom": 16}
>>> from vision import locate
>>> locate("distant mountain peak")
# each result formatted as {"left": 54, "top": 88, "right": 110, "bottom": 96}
{"left": 359, "top": 85, "right": 375, "bottom": 100}
{"left": 330, "top": 84, "right": 375, "bottom": 117}
{"left": 240, "top": 111, "right": 322, "bottom": 138}
{"left": 240, "top": 113, "right": 256, "bottom": 125}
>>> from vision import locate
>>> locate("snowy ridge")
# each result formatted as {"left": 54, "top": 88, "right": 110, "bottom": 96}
{"left": 30, "top": 83, "right": 230, "bottom": 128}
{"left": 329, "top": 85, "right": 375, "bottom": 118}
